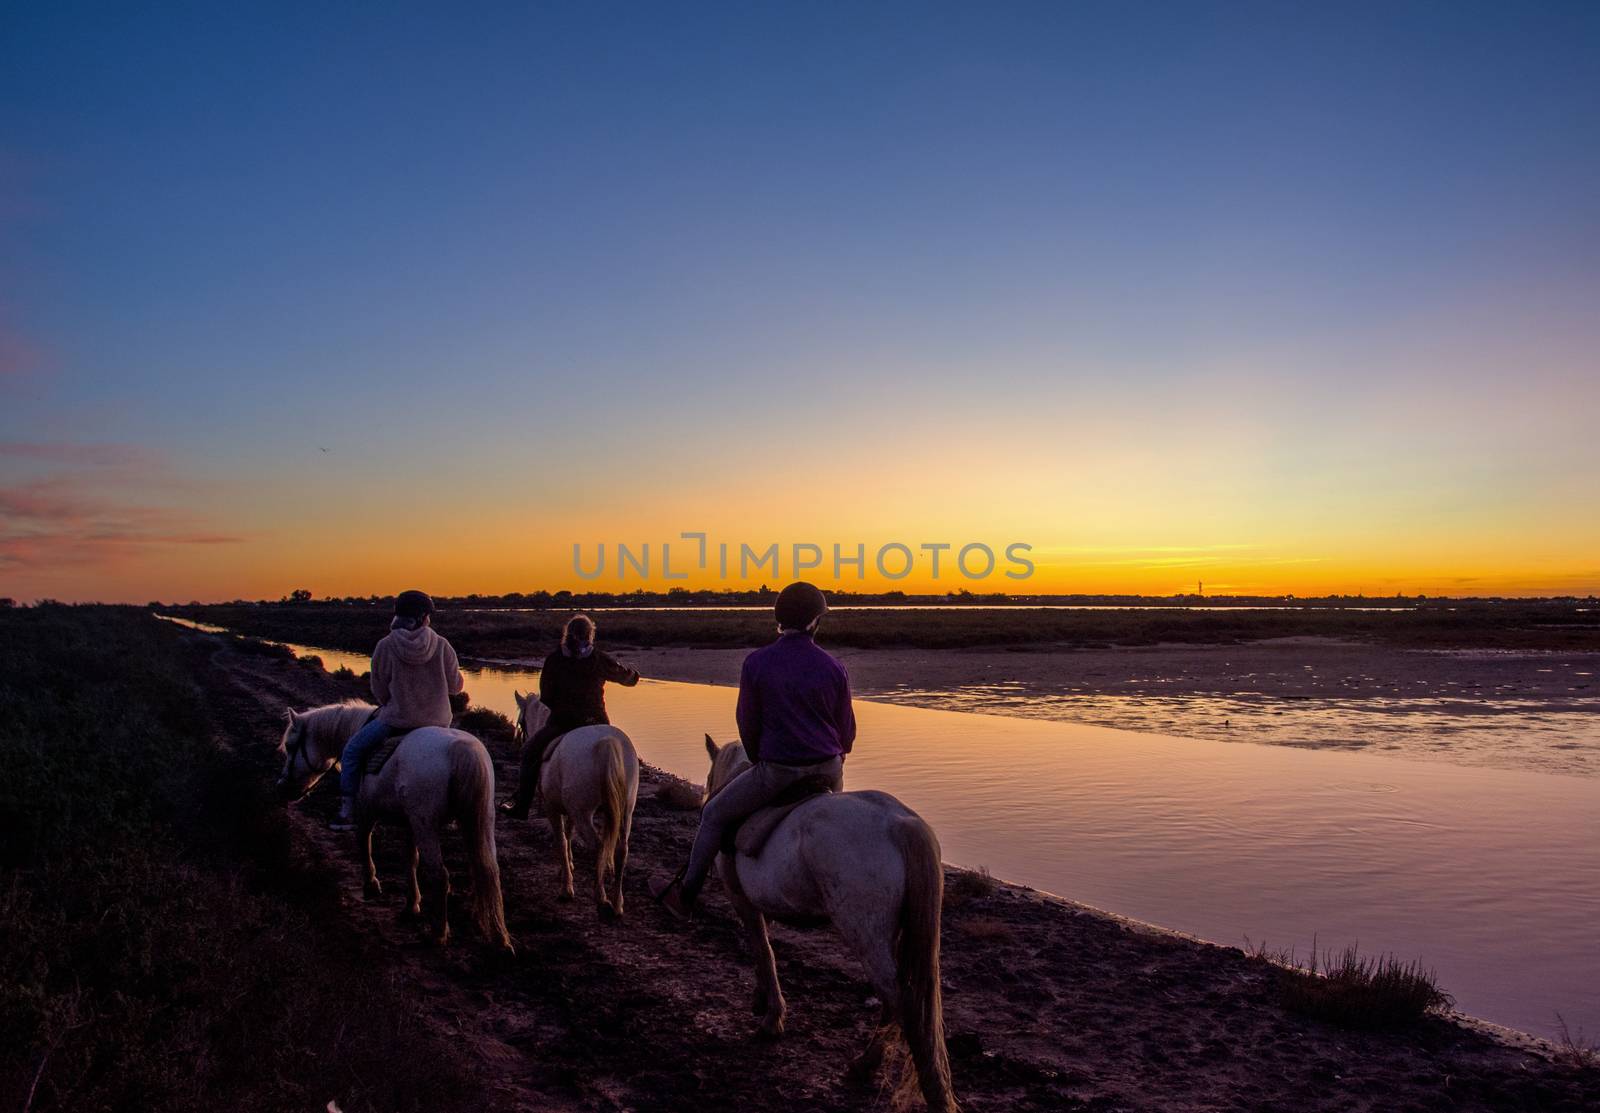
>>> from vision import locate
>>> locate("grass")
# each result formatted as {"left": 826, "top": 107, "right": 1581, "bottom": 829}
{"left": 1552, "top": 1014, "right": 1598, "bottom": 1071}
{"left": 1248, "top": 939, "right": 1453, "bottom": 1030}
{"left": 943, "top": 866, "right": 998, "bottom": 908}
{"left": 0, "top": 605, "right": 486, "bottom": 1112}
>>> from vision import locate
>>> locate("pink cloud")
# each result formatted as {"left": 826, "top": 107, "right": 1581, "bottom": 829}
{"left": 0, "top": 441, "right": 165, "bottom": 468}
{"left": 0, "top": 467, "right": 242, "bottom": 573}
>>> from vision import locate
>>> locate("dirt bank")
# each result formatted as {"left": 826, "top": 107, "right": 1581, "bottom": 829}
{"left": 189, "top": 626, "right": 1591, "bottom": 1112}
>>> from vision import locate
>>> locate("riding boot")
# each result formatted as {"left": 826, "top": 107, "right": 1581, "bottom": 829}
{"left": 329, "top": 796, "right": 357, "bottom": 832}
{"left": 500, "top": 729, "right": 550, "bottom": 818}
{"left": 650, "top": 869, "right": 697, "bottom": 922}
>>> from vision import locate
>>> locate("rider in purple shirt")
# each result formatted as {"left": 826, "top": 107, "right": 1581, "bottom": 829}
{"left": 654, "top": 582, "right": 853, "bottom": 919}
{"left": 735, "top": 616, "right": 856, "bottom": 765}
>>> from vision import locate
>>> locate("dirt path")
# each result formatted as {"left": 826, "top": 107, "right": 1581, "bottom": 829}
{"left": 187, "top": 631, "right": 1593, "bottom": 1112}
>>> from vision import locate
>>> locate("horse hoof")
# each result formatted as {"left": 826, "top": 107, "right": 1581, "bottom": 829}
{"left": 363, "top": 880, "right": 383, "bottom": 899}
{"left": 557, "top": 889, "right": 574, "bottom": 903}
{"left": 397, "top": 904, "right": 421, "bottom": 922}
{"left": 755, "top": 1018, "right": 785, "bottom": 1042}
{"left": 597, "top": 902, "right": 618, "bottom": 922}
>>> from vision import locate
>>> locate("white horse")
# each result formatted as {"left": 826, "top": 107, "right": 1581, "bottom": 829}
{"left": 699, "top": 735, "right": 956, "bottom": 1113}
{"left": 512, "top": 691, "right": 639, "bottom": 920}
{"left": 275, "top": 701, "right": 512, "bottom": 951}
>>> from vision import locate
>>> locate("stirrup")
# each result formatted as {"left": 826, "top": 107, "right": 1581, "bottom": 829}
{"left": 651, "top": 868, "right": 696, "bottom": 921}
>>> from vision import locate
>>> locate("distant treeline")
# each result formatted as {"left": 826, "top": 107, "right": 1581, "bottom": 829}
{"left": 148, "top": 588, "right": 1598, "bottom": 610}
{"left": 165, "top": 599, "right": 1600, "bottom": 655}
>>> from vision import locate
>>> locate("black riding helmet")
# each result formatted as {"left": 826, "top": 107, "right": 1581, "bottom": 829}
{"left": 774, "top": 581, "right": 828, "bottom": 630}
{"left": 394, "top": 590, "right": 435, "bottom": 619}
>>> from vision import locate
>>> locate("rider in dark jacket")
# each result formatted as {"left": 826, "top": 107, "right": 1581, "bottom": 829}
{"left": 653, "top": 582, "right": 852, "bottom": 919}
{"left": 501, "top": 614, "right": 640, "bottom": 818}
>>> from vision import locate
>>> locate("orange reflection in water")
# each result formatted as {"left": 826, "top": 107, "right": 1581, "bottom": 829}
{"left": 259, "top": 629, "right": 1598, "bottom": 1042}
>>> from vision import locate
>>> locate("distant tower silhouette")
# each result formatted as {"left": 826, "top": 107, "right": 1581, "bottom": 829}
{"left": 1198, "top": 580, "right": 1203, "bottom": 597}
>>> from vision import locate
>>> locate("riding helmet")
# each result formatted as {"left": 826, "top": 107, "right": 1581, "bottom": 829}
{"left": 394, "top": 590, "right": 435, "bottom": 619}
{"left": 774, "top": 581, "right": 828, "bottom": 630}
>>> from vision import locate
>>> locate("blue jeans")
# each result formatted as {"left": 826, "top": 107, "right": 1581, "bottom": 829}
{"left": 681, "top": 755, "right": 844, "bottom": 899}
{"left": 339, "top": 717, "right": 397, "bottom": 797}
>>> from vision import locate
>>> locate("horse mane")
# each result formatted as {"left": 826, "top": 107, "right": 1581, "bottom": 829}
{"left": 280, "top": 699, "right": 375, "bottom": 752}
{"left": 707, "top": 740, "right": 751, "bottom": 800}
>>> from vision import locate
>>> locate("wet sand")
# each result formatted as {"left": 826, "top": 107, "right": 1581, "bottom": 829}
{"left": 613, "top": 638, "right": 1600, "bottom": 777}
{"left": 186, "top": 627, "right": 1595, "bottom": 1111}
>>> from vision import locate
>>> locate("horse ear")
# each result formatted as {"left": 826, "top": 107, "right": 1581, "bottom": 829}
{"left": 704, "top": 733, "right": 717, "bottom": 758}
{"left": 285, "top": 708, "right": 297, "bottom": 725}
{"left": 513, "top": 690, "right": 526, "bottom": 708}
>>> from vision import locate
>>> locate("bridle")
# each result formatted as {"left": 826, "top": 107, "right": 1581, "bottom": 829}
{"left": 282, "top": 710, "right": 354, "bottom": 789}
{"left": 282, "top": 723, "right": 319, "bottom": 785}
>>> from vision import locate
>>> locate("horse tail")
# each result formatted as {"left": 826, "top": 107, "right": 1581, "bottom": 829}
{"left": 892, "top": 814, "right": 957, "bottom": 1113}
{"left": 450, "top": 738, "right": 513, "bottom": 952}
{"left": 596, "top": 734, "right": 627, "bottom": 884}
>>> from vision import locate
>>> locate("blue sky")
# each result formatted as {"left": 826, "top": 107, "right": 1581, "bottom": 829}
{"left": 2, "top": 2, "right": 1597, "bottom": 599}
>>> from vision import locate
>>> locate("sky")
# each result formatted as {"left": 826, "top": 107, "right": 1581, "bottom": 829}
{"left": 2, "top": 2, "right": 1597, "bottom": 602}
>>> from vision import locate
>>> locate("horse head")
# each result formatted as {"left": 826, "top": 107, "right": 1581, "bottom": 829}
{"left": 702, "top": 733, "right": 752, "bottom": 802}
{"left": 275, "top": 707, "right": 339, "bottom": 801}
{"left": 513, "top": 690, "right": 551, "bottom": 744}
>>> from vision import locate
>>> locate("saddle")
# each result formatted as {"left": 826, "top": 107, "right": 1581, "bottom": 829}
{"left": 724, "top": 775, "right": 835, "bottom": 858}
{"left": 364, "top": 730, "right": 410, "bottom": 777}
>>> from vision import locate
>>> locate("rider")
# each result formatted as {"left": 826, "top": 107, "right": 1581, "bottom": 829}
{"left": 652, "top": 581, "right": 854, "bottom": 920}
{"left": 500, "top": 613, "right": 641, "bottom": 819}
{"left": 330, "top": 590, "right": 466, "bottom": 831}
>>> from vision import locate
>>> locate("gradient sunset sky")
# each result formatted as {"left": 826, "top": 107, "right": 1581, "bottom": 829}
{"left": 2, "top": 3, "right": 1597, "bottom": 602}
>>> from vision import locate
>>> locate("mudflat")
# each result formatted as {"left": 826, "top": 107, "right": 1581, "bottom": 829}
{"left": 623, "top": 638, "right": 1600, "bottom": 776}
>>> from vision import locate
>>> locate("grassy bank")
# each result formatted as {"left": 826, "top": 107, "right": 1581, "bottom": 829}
{"left": 168, "top": 600, "right": 1600, "bottom": 658}
{"left": 0, "top": 606, "right": 481, "bottom": 1113}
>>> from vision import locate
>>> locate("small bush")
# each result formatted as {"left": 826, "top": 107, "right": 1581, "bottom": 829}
{"left": 1255, "top": 940, "right": 1452, "bottom": 1029}
{"left": 1553, "top": 1014, "right": 1598, "bottom": 1071}
{"left": 457, "top": 705, "right": 516, "bottom": 743}
{"left": 327, "top": 666, "right": 370, "bottom": 700}
{"left": 944, "top": 866, "right": 997, "bottom": 908}
{"left": 654, "top": 778, "right": 704, "bottom": 811}
{"left": 223, "top": 633, "right": 296, "bottom": 660}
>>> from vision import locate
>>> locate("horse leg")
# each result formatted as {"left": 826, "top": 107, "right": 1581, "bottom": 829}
{"left": 400, "top": 831, "right": 422, "bottom": 921}
{"left": 411, "top": 816, "right": 450, "bottom": 945}
{"left": 549, "top": 808, "right": 575, "bottom": 902}
{"left": 723, "top": 864, "right": 785, "bottom": 1037}
{"left": 836, "top": 911, "right": 903, "bottom": 1088}
{"left": 359, "top": 814, "right": 381, "bottom": 899}
{"left": 611, "top": 806, "right": 632, "bottom": 918}
{"left": 845, "top": 1002, "right": 898, "bottom": 1089}
{"left": 592, "top": 807, "right": 617, "bottom": 921}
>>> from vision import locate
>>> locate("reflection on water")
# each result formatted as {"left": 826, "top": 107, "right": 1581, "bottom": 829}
{"left": 873, "top": 685, "right": 1600, "bottom": 778}
{"left": 177, "top": 620, "right": 1598, "bottom": 1042}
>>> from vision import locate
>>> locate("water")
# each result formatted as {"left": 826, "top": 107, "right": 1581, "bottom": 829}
{"left": 875, "top": 685, "right": 1600, "bottom": 778}
{"left": 177, "top": 619, "right": 1598, "bottom": 1041}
